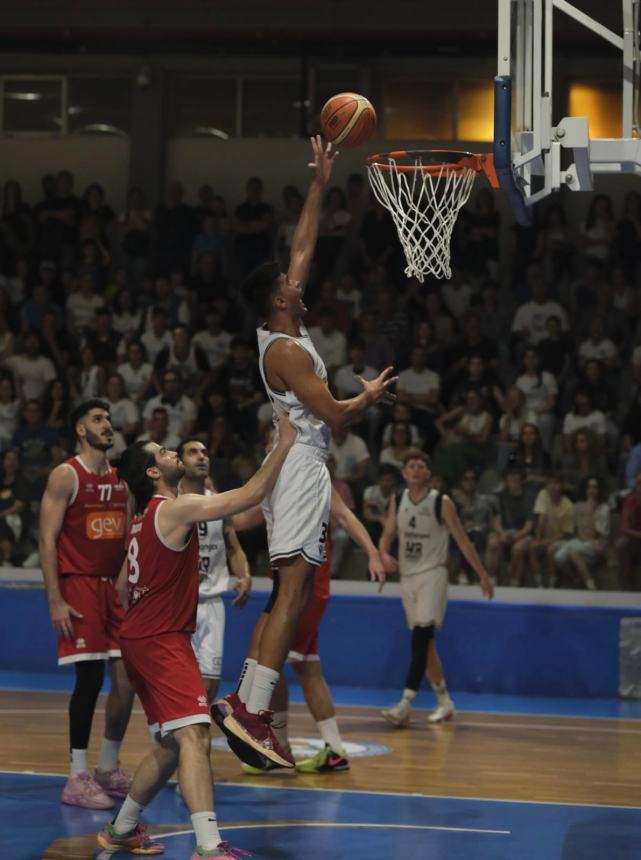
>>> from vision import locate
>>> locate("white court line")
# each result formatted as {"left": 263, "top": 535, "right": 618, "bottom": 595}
{"left": 3, "top": 769, "right": 641, "bottom": 812}
{"left": 330, "top": 703, "right": 641, "bottom": 723}
{"left": 336, "top": 714, "right": 641, "bottom": 736}
{"left": 157, "top": 822, "right": 510, "bottom": 838}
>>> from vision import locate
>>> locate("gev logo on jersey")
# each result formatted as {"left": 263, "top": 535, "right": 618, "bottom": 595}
{"left": 85, "top": 511, "right": 126, "bottom": 540}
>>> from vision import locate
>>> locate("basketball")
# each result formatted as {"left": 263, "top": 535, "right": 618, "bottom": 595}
{"left": 320, "top": 92, "right": 377, "bottom": 148}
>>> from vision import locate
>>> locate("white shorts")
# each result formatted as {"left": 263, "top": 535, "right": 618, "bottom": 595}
{"left": 191, "top": 596, "right": 225, "bottom": 679}
{"left": 262, "top": 444, "right": 331, "bottom": 568}
{"left": 400, "top": 566, "right": 449, "bottom": 630}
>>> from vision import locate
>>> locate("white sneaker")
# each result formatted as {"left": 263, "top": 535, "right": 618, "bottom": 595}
{"left": 381, "top": 699, "right": 411, "bottom": 727}
{"left": 427, "top": 699, "right": 455, "bottom": 723}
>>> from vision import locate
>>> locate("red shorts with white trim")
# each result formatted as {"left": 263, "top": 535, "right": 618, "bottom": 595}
{"left": 57, "top": 575, "right": 125, "bottom": 665}
{"left": 121, "top": 631, "right": 211, "bottom": 736}
{"left": 288, "top": 590, "right": 330, "bottom": 662}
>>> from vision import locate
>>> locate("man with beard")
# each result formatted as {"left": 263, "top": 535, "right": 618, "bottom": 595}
{"left": 97, "top": 419, "right": 295, "bottom": 858}
{"left": 39, "top": 399, "right": 134, "bottom": 809}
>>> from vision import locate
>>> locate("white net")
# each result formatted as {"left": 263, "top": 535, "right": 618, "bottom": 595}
{"left": 367, "top": 152, "right": 479, "bottom": 282}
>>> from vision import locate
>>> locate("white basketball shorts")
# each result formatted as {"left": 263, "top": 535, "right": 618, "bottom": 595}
{"left": 262, "top": 444, "right": 331, "bottom": 568}
{"left": 400, "top": 566, "right": 449, "bottom": 630}
{"left": 191, "top": 596, "right": 225, "bottom": 679}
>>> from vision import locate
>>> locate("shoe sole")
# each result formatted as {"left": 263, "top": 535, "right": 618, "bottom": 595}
{"left": 222, "top": 713, "right": 295, "bottom": 768}
{"left": 296, "top": 764, "right": 350, "bottom": 773}
{"left": 211, "top": 703, "right": 269, "bottom": 770}
{"left": 96, "top": 833, "right": 164, "bottom": 855}
{"left": 381, "top": 712, "right": 410, "bottom": 728}
{"left": 427, "top": 712, "right": 455, "bottom": 724}
{"left": 62, "top": 795, "right": 114, "bottom": 810}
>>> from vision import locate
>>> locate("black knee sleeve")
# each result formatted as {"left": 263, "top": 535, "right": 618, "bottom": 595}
{"left": 262, "top": 571, "right": 280, "bottom": 615}
{"left": 405, "top": 625, "right": 434, "bottom": 692}
{"left": 69, "top": 660, "right": 105, "bottom": 750}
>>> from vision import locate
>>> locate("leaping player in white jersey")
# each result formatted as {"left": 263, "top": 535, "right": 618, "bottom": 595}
{"left": 178, "top": 439, "right": 252, "bottom": 703}
{"left": 379, "top": 449, "right": 494, "bottom": 727}
{"left": 212, "top": 135, "right": 397, "bottom": 768}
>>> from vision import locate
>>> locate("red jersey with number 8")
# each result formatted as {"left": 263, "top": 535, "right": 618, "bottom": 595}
{"left": 120, "top": 495, "right": 199, "bottom": 639}
{"left": 57, "top": 456, "right": 128, "bottom": 578}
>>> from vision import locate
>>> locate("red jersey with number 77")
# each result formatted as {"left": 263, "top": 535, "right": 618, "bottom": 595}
{"left": 56, "top": 456, "right": 128, "bottom": 578}
{"left": 120, "top": 494, "right": 199, "bottom": 639}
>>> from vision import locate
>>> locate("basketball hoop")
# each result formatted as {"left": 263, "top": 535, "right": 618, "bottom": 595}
{"left": 366, "top": 150, "right": 497, "bottom": 282}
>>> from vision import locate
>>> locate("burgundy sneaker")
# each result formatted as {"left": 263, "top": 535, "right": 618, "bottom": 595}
{"left": 219, "top": 698, "right": 294, "bottom": 768}
{"left": 211, "top": 694, "right": 268, "bottom": 770}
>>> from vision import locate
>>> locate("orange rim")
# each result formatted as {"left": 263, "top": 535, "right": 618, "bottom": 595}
{"left": 367, "top": 150, "right": 498, "bottom": 187}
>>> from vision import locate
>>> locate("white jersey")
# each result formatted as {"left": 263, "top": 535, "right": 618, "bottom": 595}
{"left": 197, "top": 491, "right": 230, "bottom": 600}
{"left": 396, "top": 488, "right": 449, "bottom": 576}
{"left": 257, "top": 323, "right": 330, "bottom": 456}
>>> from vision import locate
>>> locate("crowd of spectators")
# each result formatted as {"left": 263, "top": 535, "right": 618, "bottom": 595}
{"left": 0, "top": 167, "right": 640, "bottom": 590}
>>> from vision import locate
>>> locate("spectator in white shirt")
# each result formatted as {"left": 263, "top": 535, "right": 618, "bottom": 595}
{"left": 380, "top": 402, "right": 421, "bottom": 448}
{"left": 192, "top": 309, "right": 233, "bottom": 372}
{"left": 117, "top": 340, "right": 154, "bottom": 404}
{"left": 104, "top": 373, "right": 140, "bottom": 440}
{"left": 142, "top": 368, "right": 197, "bottom": 439}
{"left": 136, "top": 406, "right": 181, "bottom": 450}
{"left": 111, "top": 288, "right": 142, "bottom": 337}
{"left": 334, "top": 340, "right": 378, "bottom": 397}
{"left": 154, "top": 324, "right": 211, "bottom": 397}
{"left": 441, "top": 266, "right": 473, "bottom": 322}
{"left": 66, "top": 272, "right": 104, "bottom": 332}
{"left": 562, "top": 390, "right": 607, "bottom": 452}
{"left": 515, "top": 347, "right": 558, "bottom": 451}
{"left": 396, "top": 346, "right": 441, "bottom": 421}
{"left": 578, "top": 316, "right": 619, "bottom": 369}
{"left": 335, "top": 273, "right": 362, "bottom": 317}
{"left": 5, "top": 331, "right": 56, "bottom": 401}
{"left": 363, "top": 465, "right": 399, "bottom": 543}
{"left": 329, "top": 425, "right": 371, "bottom": 497}
{"left": 379, "top": 421, "right": 414, "bottom": 472}
{"left": 308, "top": 307, "right": 347, "bottom": 376}
{"left": 140, "top": 307, "right": 173, "bottom": 364}
{"left": 511, "top": 275, "right": 568, "bottom": 346}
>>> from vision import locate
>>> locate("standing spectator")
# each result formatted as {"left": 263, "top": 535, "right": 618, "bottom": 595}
{"left": 515, "top": 347, "right": 558, "bottom": 451}
{"left": 581, "top": 194, "right": 616, "bottom": 263}
{"left": 486, "top": 469, "right": 534, "bottom": 586}
{"left": 67, "top": 273, "right": 104, "bottom": 333}
{"left": 496, "top": 386, "right": 537, "bottom": 471}
{"left": 6, "top": 331, "right": 56, "bottom": 401}
{"left": 153, "top": 180, "right": 196, "bottom": 274}
{"left": 363, "top": 465, "right": 398, "bottom": 544}
{"left": 451, "top": 470, "right": 497, "bottom": 583}
{"left": 104, "top": 373, "right": 140, "bottom": 441}
{"left": 0, "top": 375, "right": 20, "bottom": 450}
{"left": 434, "top": 390, "right": 492, "bottom": 484}
{"left": 511, "top": 275, "right": 568, "bottom": 347}
{"left": 528, "top": 475, "right": 575, "bottom": 587}
{"left": 189, "top": 251, "right": 226, "bottom": 306}
{"left": 232, "top": 176, "right": 274, "bottom": 279}
{"left": 36, "top": 170, "right": 80, "bottom": 266}
{"left": 562, "top": 391, "right": 607, "bottom": 453}
{"left": 509, "top": 423, "right": 551, "bottom": 503}
{"left": 554, "top": 477, "right": 609, "bottom": 590}
{"left": 136, "top": 406, "right": 180, "bottom": 450}
{"left": 533, "top": 203, "right": 574, "bottom": 283}
{"left": 140, "top": 307, "right": 173, "bottom": 365}
{"left": 192, "top": 309, "right": 233, "bottom": 373}
{"left": 1, "top": 179, "right": 34, "bottom": 264}
{"left": 79, "top": 183, "right": 114, "bottom": 247}
{"left": 11, "top": 399, "right": 64, "bottom": 499}
{"left": 154, "top": 324, "right": 211, "bottom": 398}
{"left": 617, "top": 473, "right": 641, "bottom": 590}
{"left": 316, "top": 186, "right": 351, "bottom": 282}
{"left": 329, "top": 426, "right": 371, "bottom": 501}
{"left": 143, "top": 369, "right": 197, "bottom": 439}
{"left": 117, "top": 341, "right": 154, "bottom": 405}
{"left": 379, "top": 422, "right": 415, "bottom": 472}
{"left": 117, "top": 187, "right": 151, "bottom": 279}
{"left": 308, "top": 308, "right": 347, "bottom": 378}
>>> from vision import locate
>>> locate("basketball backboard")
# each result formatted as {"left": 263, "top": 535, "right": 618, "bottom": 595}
{"left": 495, "top": 0, "right": 641, "bottom": 224}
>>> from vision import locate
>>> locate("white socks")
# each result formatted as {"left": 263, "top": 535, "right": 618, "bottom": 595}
{"left": 236, "top": 658, "right": 257, "bottom": 703}
{"left": 402, "top": 688, "right": 417, "bottom": 703}
{"left": 246, "top": 665, "right": 279, "bottom": 715}
{"left": 97, "top": 738, "right": 121, "bottom": 773}
{"left": 431, "top": 681, "right": 450, "bottom": 706}
{"left": 71, "top": 748, "right": 88, "bottom": 777}
{"left": 114, "top": 795, "right": 144, "bottom": 835}
{"left": 271, "top": 710, "right": 290, "bottom": 749}
{"left": 191, "top": 811, "right": 221, "bottom": 851}
{"left": 317, "top": 717, "right": 344, "bottom": 755}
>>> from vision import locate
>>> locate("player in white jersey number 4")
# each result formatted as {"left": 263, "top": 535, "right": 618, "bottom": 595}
{"left": 212, "top": 136, "right": 398, "bottom": 768}
{"left": 379, "top": 450, "right": 494, "bottom": 727}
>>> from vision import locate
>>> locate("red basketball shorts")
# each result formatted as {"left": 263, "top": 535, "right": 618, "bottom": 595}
{"left": 57, "top": 575, "right": 125, "bottom": 665}
{"left": 288, "top": 590, "right": 330, "bottom": 662}
{"left": 121, "top": 631, "right": 211, "bottom": 736}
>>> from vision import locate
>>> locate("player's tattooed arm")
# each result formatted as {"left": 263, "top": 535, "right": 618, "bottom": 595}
{"left": 223, "top": 520, "right": 252, "bottom": 607}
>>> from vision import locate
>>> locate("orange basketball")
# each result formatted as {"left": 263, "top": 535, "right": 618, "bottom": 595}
{"left": 320, "top": 92, "right": 377, "bottom": 148}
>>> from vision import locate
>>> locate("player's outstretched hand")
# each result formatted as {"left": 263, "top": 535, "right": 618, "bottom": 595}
{"left": 308, "top": 134, "right": 338, "bottom": 186}
{"left": 479, "top": 575, "right": 494, "bottom": 600}
{"left": 381, "top": 551, "right": 399, "bottom": 575}
{"left": 276, "top": 416, "right": 298, "bottom": 450}
{"left": 355, "top": 366, "right": 399, "bottom": 406}
{"left": 50, "top": 599, "right": 83, "bottom": 641}
{"left": 368, "top": 551, "right": 387, "bottom": 593}
{"left": 232, "top": 576, "right": 252, "bottom": 608}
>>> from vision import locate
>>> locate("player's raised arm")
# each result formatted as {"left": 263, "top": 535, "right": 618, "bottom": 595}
{"left": 441, "top": 495, "right": 494, "bottom": 599}
{"left": 378, "top": 492, "right": 399, "bottom": 574}
{"left": 39, "top": 465, "right": 83, "bottom": 640}
{"left": 288, "top": 135, "right": 337, "bottom": 293}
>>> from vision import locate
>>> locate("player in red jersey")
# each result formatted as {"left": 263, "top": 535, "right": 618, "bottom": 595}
{"left": 40, "top": 399, "right": 134, "bottom": 810}
{"left": 97, "top": 418, "right": 295, "bottom": 860}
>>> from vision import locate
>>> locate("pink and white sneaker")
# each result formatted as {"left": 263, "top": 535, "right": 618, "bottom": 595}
{"left": 61, "top": 771, "right": 115, "bottom": 809}
{"left": 191, "top": 843, "right": 252, "bottom": 858}
{"left": 97, "top": 821, "right": 165, "bottom": 855}
{"left": 94, "top": 763, "right": 133, "bottom": 798}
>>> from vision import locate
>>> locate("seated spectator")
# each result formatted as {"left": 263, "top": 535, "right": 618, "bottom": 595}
{"left": 562, "top": 391, "right": 607, "bottom": 453}
{"left": 206, "top": 415, "right": 244, "bottom": 489}
{"left": 308, "top": 307, "right": 347, "bottom": 378}
{"left": 538, "top": 315, "right": 572, "bottom": 379}
{"left": 21, "top": 272, "right": 63, "bottom": 333}
{"left": 136, "top": 406, "right": 180, "bottom": 450}
{"left": 380, "top": 402, "right": 421, "bottom": 448}
{"left": 139, "top": 307, "right": 173, "bottom": 364}
{"left": 66, "top": 272, "right": 104, "bottom": 332}
{"left": 511, "top": 274, "right": 568, "bottom": 347}
{"left": 579, "top": 358, "right": 618, "bottom": 416}
{"left": 449, "top": 310, "right": 499, "bottom": 374}
{"left": 154, "top": 179, "right": 197, "bottom": 275}
{"left": 316, "top": 186, "right": 352, "bottom": 282}
{"left": 441, "top": 267, "right": 473, "bottom": 323}
{"left": 486, "top": 469, "right": 534, "bottom": 586}
{"left": 232, "top": 176, "right": 274, "bottom": 280}
{"left": 117, "top": 186, "right": 152, "bottom": 270}
{"left": 191, "top": 214, "right": 226, "bottom": 277}
{"left": 396, "top": 345, "right": 442, "bottom": 446}
{"left": 412, "top": 318, "right": 447, "bottom": 378}
{"left": 307, "top": 281, "right": 352, "bottom": 333}
{"left": 578, "top": 316, "right": 619, "bottom": 369}
{"left": 625, "top": 441, "right": 641, "bottom": 490}
{"left": 84, "top": 308, "right": 120, "bottom": 371}
{"left": 610, "top": 265, "right": 636, "bottom": 317}
{"left": 616, "top": 472, "right": 641, "bottom": 590}
{"left": 580, "top": 193, "right": 616, "bottom": 263}
{"left": 476, "top": 281, "right": 512, "bottom": 345}
{"left": 143, "top": 368, "right": 196, "bottom": 439}
{"left": 532, "top": 203, "right": 574, "bottom": 282}
{"left": 451, "top": 469, "right": 497, "bottom": 583}
{"left": 189, "top": 251, "right": 226, "bottom": 307}
{"left": 118, "top": 340, "right": 154, "bottom": 405}
{"left": 0, "top": 376, "right": 21, "bottom": 450}
{"left": 434, "top": 389, "right": 492, "bottom": 484}
{"left": 508, "top": 422, "right": 551, "bottom": 503}
{"left": 528, "top": 475, "right": 575, "bottom": 587}
{"left": 68, "top": 345, "right": 103, "bottom": 402}
{"left": 79, "top": 182, "right": 114, "bottom": 247}
{"left": 217, "top": 338, "right": 264, "bottom": 438}
{"left": 0, "top": 448, "right": 28, "bottom": 564}
{"left": 334, "top": 339, "right": 380, "bottom": 448}
{"left": 329, "top": 426, "right": 371, "bottom": 500}
{"left": 515, "top": 347, "right": 558, "bottom": 451}
{"left": 622, "top": 388, "right": 641, "bottom": 453}
{"left": 11, "top": 399, "right": 64, "bottom": 499}
{"left": 111, "top": 287, "right": 142, "bottom": 337}
{"left": 497, "top": 386, "right": 537, "bottom": 472}
{"left": 356, "top": 310, "right": 395, "bottom": 371}
{"left": 554, "top": 476, "right": 610, "bottom": 590}
{"left": 335, "top": 273, "right": 362, "bottom": 318}
{"left": 362, "top": 465, "right": 398, "bottom": 544}
{"left": 42, "top": 378, "right": 73, "bottom": 443}
{"left": 562, "top": 428, "right": 608, "bottom": 499}
{"left": 104, "top": 373, "right": 140, "bottom": 440}
{"left": 192, "top": 309, "right": 233, "bottom": 374}
{"left": 617, "top": 191, "right": 641, "bottom": 281}
{"left": 379, "top": 421, "right": 414, "bottom": 472}
{"left": 5, "top": 331, "right": 56, "bottom": 401}
{"left": 154, "top": 324, "right": 211, "bottom": 398}
{"left": 0, "top": 308, "right": 15, "bottom": 365}
{"left": 449, "top": 353, "right": 503, "bottom": 417}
